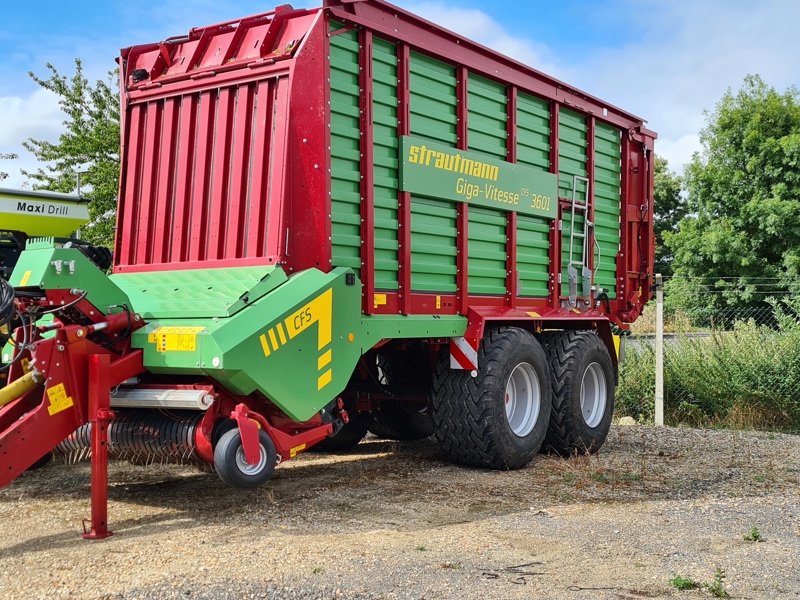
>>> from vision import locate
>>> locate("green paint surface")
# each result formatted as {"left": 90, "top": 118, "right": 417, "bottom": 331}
{"left": 329, "top": 25, "right": 362, "bottom": 276}
{"left": 372, "top": 37, "right": 400, "bottom": 291}
{"left": 593, "top": 122, "right": 622, "bottom": 298}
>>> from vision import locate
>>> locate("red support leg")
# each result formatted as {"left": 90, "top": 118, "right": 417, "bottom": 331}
{"left": 82, "top": 353, "right": 114, "bottom": 540}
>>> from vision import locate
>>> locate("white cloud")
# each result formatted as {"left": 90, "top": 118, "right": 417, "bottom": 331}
{"left": 0, "top": 88, "right": 63, "bottom": 189}
{"left": 559, "top": 0, "right": 800, "bottom": 172}
{"left": 0, "top": 88, "right": 61, "bottom": 147}
{"left": 405, "top": 3, "right": 560, "bottom": 75}
{"left": 656, "top": 134, "right": 701, "bottom": 174}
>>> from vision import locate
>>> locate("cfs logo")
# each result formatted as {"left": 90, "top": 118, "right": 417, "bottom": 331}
{"left": 259, "top": 288, "right": 333, "bottom": 391}
{"left": 294, "top": 307, "right": 314, "bottom": 330}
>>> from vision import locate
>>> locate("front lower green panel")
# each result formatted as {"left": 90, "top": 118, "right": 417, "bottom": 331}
{"left": 410, "top": 197, "right": 458, "bottom": 292}
{"left": 468, "top": 206, "right": 507, "bottom": 295}
{"left": 517, "top": 214, "right": 550, "bottom": 297}
{"left": 135, "top": 268, "right": 364, "bottom": 422}
{"left": 329, "top": 25, "right": 362, "bottom": 276}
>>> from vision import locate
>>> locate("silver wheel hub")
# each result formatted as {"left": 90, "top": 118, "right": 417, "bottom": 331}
{"left": 235, "top": 443, "right": 267, "bottom": 475}
{"left": 504, "top": 362, "right": 541, "bottom": 437}
{"left": 580, "top": 362, "right": 607, "bottom": 428}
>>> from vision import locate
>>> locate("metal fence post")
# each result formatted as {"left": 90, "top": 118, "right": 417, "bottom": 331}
{"left": 654, "top": 273, "right": 664, "bottom": 426}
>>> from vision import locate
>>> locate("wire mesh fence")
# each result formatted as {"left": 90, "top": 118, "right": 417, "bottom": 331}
{"left": 616, "top": 278, "right": 800, "bottom": 432}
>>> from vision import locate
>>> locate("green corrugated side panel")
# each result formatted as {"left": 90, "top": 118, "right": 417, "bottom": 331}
{"left": 515, "top": 92, "right": 552, "bottom": 298}
{"left": 559, "top": 108, "right": 588, "bottom": 296}
{"left": 558, "top": 108, "right": 588, "bottom": 198}
{"left": 410, "top": 197, "right": 458, "bottom": 292}
{"left": 467, "top": 206, "right": 507, "bottom": 295}
{"left": 409, "top": 52, "right": 457, "bottom": 145}
{"left": 594, "top": 122, "right": 622, "bottom": 298}
{"left": 516, "top": 92, "right": 551, "bottom": 171}
{"left": 409, "top": 53, "right": 458, "bottom": 292}
{"left": 517, "top": 215, "right": 550, "bottom": 297}
{"left": 329, "top": 27, "right": 362, "bottom": 275}
{"left": 464, "top": 75, "right": 508, "bottom": 295}
{"left": 372, "top": 38, "right": 400, "bottom": 291}
{"left": 468, "top": 74, "right": 507, "bottom": 160}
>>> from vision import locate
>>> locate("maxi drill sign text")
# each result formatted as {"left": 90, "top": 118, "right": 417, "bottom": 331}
{"left": 399, "top": 136, "right": 559, "bottom": 219}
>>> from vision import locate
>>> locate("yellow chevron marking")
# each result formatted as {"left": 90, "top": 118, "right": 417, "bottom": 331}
{"left": 259, "top": 333, "right": 271, "bottom": 357}
{"left": 268, "top": 329, "right": 279, "bottom": 351}
{"left": 317, "top": 369, "right": 332, "bottom": 390}
{"left": 318, "top": 349, "right": 332, "bottom": 370}
{"left": 276, "top": 323, "right": 287, "bottom": 345}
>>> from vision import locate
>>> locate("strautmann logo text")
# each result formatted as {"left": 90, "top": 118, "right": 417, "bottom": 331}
{"left": 400, "top": 136, "right": 558, "bottom": 219}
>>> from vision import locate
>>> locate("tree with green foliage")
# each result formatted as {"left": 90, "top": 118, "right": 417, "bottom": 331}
{"left": 653, "top": 155, "right": 685, "bottom": 277}
{"left": 22, "top": 59, "right": 120, "bottom": 247}
{"left": 665, "top": 75, "right": 800, "bottom": 309}
{"left": 0, "top": 153, "right": 18, "bottom": 182}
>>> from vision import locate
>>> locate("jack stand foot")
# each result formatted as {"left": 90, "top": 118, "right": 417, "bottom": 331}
{"left": 82, "top": 519, "right": 113, "bottom": 540}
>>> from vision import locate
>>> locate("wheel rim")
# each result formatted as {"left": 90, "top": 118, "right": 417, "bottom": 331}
{"left": 580, "top": 362, "right": 607, "bottom": 428}
{"left": 234, "top": 443, "right": 267, "bottom": 476}
{"left": 504, "top": 362, "right": 541, "bottom": 437}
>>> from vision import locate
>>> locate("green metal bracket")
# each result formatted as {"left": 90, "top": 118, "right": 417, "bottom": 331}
{"left": 9, "top": 245, "right": 131, "bottom": 311}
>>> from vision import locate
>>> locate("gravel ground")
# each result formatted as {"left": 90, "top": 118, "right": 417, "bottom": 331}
{"left": 1, "top": 424, "right": 799, "bottom": 600}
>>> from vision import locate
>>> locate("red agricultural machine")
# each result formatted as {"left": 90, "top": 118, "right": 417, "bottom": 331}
{"left": 0, "top": 0, "right": 655, "bottom": 538}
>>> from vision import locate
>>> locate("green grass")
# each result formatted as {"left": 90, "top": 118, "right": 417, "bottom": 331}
{"left": 743, "top": 526, "right": 764, "bottom": 542}
{"left": 669, "top": 574, "right": 697, "bottom": 590}
{"left": 704, "top": 568, "right": 729, "bottom": 598}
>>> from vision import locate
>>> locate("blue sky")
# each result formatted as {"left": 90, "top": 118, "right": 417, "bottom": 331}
{"left": 2, "top": 0, "right": 799, "bottom": 189}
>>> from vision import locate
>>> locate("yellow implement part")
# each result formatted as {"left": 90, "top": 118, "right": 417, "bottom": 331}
{"left": 0, "top": 370, "right": 42, "bottom": 408}
{"left": 0, "top": 188, "right": 89, "bottom": 237}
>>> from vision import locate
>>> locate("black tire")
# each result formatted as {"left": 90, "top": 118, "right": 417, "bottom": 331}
{"left": 368, "top": 402, "right": 434, "bottom": 440}
{"left": 214, "top": 428, "right": 277, "bottom": 488}
{"left": 312, "top": 410, "right": 373, "bottom": 452}
{"left": 539, "top": 330, "right": 615, "bottom": 455}
{"left": 211, "top": 418, "right": 238, "bottom": 449}
{"left": 431, "top": 327, "right": 551, "bottom": 470}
